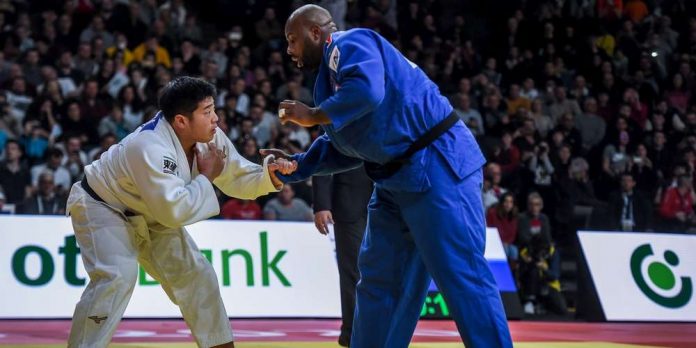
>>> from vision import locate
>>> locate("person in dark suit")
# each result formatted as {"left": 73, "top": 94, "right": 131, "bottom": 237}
{"left": 312, "top": 166, "right": 373, "bottom": 347}
{"left": 607, "top": 172, "right": 653, "bottom": 231}
{"left": 18, "top": 171, "right": 66, "bottom": 215}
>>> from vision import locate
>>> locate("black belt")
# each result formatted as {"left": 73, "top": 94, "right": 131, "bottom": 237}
{"left": 364, "top": 111, "right": 460, "bottom": 180}
{"left": 81, "top": 177, "right": 135, "bottom": 216}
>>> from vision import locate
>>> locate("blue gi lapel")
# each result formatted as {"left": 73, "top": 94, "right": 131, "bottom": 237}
{"left": 313, "top": 56, "right": 333, "bottom": 106}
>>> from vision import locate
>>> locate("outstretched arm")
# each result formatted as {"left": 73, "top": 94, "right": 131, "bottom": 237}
{"left": 260, "top": 134, "right": 363, "bottom": 183}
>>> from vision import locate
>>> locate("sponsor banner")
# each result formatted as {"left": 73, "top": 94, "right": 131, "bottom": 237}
{"left": 1, "top": 216, "right": 340, "bottom": 318}
{"left": 578, "top": 231, "right": 696, "bottom": 321}
{"left": 0, "top": 216, "right": 513, "bottom": 318}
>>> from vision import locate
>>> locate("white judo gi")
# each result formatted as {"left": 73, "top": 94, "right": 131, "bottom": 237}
{"left": 66, "top": 113, "right": 278, "bottom": 348}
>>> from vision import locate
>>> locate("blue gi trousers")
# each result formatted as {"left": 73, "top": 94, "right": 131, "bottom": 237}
{"left": 351, "top": 149, "right": 513, "bottom": 348}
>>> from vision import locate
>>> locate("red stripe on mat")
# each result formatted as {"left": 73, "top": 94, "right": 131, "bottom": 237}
{"left": 0, "top": 319, "right": 694, "bottom": 347}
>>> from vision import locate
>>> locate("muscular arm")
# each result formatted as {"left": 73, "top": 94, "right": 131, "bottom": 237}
{"left": 276, "top": 134, "right": 363, "bottom": 183}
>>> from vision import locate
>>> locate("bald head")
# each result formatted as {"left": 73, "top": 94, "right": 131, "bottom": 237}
{"left": 286, "top": 4, "right": 334, "bottom": 32}
{"left": 284, "top": 4, "right": 336, "bottom": 70}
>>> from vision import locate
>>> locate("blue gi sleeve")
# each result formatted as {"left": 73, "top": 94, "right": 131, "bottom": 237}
{"left": 319, "top": 33, "right": 385, "bottom": 131}
{"left": 277, "top": 134, "right": 363, "bottom": 183}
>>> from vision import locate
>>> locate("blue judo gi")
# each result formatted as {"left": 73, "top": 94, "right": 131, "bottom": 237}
{"left": 278, "top": 28, "right": 512, "bottom": 348}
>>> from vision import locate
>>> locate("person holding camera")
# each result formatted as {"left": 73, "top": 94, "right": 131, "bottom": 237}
{"left": 530, "top": 141, "right": 554, "bottom": 187}
{"left": 517, "top": 192, "right": 566, "bottom": 316}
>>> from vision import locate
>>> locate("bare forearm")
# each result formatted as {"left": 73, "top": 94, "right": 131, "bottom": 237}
{"left": 307, "top": 107, "right": 332, "bottom": 126}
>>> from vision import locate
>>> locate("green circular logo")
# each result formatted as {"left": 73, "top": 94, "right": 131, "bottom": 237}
{"left": 630, "top": 244, "right": 692, "bottom": 308}
{"left": 648, "top": 261, "right": 676, "bottom": 290}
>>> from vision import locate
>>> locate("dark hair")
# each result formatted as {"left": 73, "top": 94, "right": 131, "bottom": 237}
{"left": 495, "top": 192, "right": 518, "bottom": 219}
{"left": 158, "top": 76, "right": 216, "bottom": 123}
{"left": 5, "top": 139, "right": 22, "bottom": 152}
{"left": 45, "top": 147, "right": 64, "bottom": 159}
{"left": 620, "top": 172, "right": 635, "bottom": 180}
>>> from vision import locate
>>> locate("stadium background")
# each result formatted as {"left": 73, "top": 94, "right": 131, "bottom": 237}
{"left": 0, "top": 0, "right": 695, "bottom": 346}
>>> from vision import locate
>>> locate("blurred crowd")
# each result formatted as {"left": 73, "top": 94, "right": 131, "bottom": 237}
{"left": 0, "top": 0, "right": 694, "bottom": 316}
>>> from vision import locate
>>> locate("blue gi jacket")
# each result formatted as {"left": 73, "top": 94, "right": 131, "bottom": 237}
{"left": 280, "top": 29, "right": 486, "bottom": 192}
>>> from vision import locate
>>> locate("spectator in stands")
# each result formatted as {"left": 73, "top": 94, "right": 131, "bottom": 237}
{"left": 118, "top": 84, "right": 145, "bottom": 131}
{"left": 22, "top": 49, "right": 42, "bottom": 87}
{"left": 30, "top": 147, "right": 71, "bottom": 194}
{"left": 659, "top": 174, "right": 696, "bottom": 232}
{"left": 59, "top": 135, "right": 88, "bottom": 182}
{"left": 179, "top": 39, "right": 202, "bottom": 76}
{"left": 664, "top": 73, "right": 691, "bottom": 115}
{"left": 74, "top": 42, "right": 99, "bottom": 78}
{"left": 179, "top": 14, "right": 203, "bottom": 44}
{"left": 608, "top": 173, "right": 653, "bottom": 231}
{"left": 454, "top": 93, "right": 484, "bottom": 136}
{"left": 483, "top": 162, "right": 507, "bottom": 209}
{"left": 528, "top": 141, "right": 555, "bottom": 206}
{"left": 132, "top": 35, "right": 172, "bottom": 69}
{"left": 551, "top": 113, "right": 583, "bottom": 157}
{"left": 19, "top": 118, "right": 50, "bottom": 165}
{"left": 105, "top": 33, "right": 135, "bottom": 67}
{"left": 80, "top": 15, "right": 114, "bottom": 48}
{"left": 650, "top": 131, "right": 671, "bottom": 180}
{"left": 221, "top": 198, "right": 262, "bottom": 220}
{"left": 602, "top": 129, "right": 632, "bottom": 185}
{"left": 517, "top": 192, "right": 566, "bottom": 316}
{"left": 555, "top": 157, "right": 603, "bottom": 243}
{"left": 486, "top": 192, "right": 519, "bottom": 262}
{"left": 482, "top": 91, "right": 508, "bottom": 136}
{"left": 240, "top": 137, "right": 261, "bottom": 164}
{"left": 98, "top": 103, "right": 129, "bottom": 141}
{"left": 575, "top": 97, "right": 606, "bottom": 154}
{"left": 80, "top": 78, "right": 111, "bottom": 124}
{"left": 529, "top": 98, "right": 553, "bottom": 139}
{"left": 492, "top": 131, "right": 521, "bottom": 177}
{"left": 111, "top": 1, "right": 148, "bottom": 49}
{"left": 59, "top": 99, "right": 97, "bottom": 145}
{"left": 255, "top": 7, "right": 284, "bottom": 46}
{"left": 549, "top": 86, "right": 581, "bottom": 124}
{"left": 248, "top": 104, "right": 276, "bottom": 148}
{"left": 85, "top": 127, "right": 111, "bottom": 157}
{"left": 17, "top": 171, "right": 66, "bottom": 215}
{"left": 624, "top": 0, "right": 649, "bottom": 23}
{"left": 630, "top": 143, "right": 658, "bottom": 196}
{"left": 506, "top": 84, "right": 530, "bottom": 116}
{"left": 5, "top": 76, "right": 33, "bottom": 124}
{"left": 569, "top": 75, "right": 591, "bottom": 102}
{"left": 0, "top": 140, "right": 30, "bottom": 205}
{"left": 56, "top": 52, "right": 83, "bottom": 96}
{"left": 520, "top": 78, "right": 539, "bottom": 101}
{"left": 623, "top": 88, "right": 649, "bottom": 130}
{"left": 263, "top": 184, "right": 313, "bottom": 221}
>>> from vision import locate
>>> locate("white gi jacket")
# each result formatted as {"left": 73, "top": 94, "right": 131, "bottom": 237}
{"left": 83, "top": 112, "right": 278, "bottom": 229}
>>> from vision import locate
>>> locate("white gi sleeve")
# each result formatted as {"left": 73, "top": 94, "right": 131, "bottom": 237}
{"left": 124, "top": 138, "right": 220, "bottom": 228}
{"left": 211, "top": 130, "right": 279, "bottom": 199}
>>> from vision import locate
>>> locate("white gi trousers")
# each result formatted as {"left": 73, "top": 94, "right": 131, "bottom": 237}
{"left": 66, "top": 182, "right": 233, "bottom": 348}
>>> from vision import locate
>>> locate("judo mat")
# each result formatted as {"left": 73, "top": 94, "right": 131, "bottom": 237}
{"left": 0, "top": 319, "right": 694, "bottom": 347}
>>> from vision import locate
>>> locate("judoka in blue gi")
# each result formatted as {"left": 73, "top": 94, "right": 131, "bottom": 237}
{"left": 262, "top": 5, "right": 513, "bottom": 347}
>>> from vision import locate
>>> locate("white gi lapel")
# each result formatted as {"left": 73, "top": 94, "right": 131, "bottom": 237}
{"left": 160, "top": 117, "right": 192, "bottom": 183}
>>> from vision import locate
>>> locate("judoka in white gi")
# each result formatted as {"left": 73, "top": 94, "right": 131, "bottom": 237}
{"left": 66, "top": 76, "right": 296, "bottom": 348}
